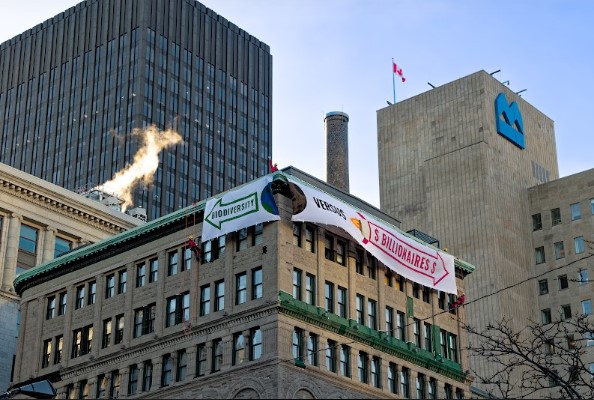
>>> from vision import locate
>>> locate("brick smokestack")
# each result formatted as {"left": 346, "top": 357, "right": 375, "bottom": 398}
{"left": 325, "top": 111, "right": 350, "bottom": 191}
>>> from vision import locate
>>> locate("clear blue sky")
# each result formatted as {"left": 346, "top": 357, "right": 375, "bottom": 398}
{"left": 1, "top": 0, "right": 593, "bottom": 207}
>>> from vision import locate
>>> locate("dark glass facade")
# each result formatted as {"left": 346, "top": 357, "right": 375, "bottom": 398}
{"left": 0, "top": 0, "right": 272, "bottom": 219}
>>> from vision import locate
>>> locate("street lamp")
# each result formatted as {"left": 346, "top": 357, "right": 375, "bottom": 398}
{"left": 0, "top": 380, "right": 56, "bottom": 399}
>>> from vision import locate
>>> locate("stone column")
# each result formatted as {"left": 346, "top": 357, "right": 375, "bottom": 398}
{"left": 2, "top": 213, "right": 22, "bottom": 292}
{"left": 41, "top": 226, "right": 57, "bottom": 263}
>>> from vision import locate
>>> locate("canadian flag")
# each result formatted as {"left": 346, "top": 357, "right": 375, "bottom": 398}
{"left": 393, "top": 62, "right": 406, "bottom": 83}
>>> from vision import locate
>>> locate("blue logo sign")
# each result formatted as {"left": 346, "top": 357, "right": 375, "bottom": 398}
{"left": 494, "top": 93, "right": 525, "bottom": 149}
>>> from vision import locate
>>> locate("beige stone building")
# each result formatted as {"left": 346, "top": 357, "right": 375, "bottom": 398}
{"left": 0, "top": 162, "right": 143, "bottom": 391}
{"left": 12, "top": 168, "right": 474, "bottom": 399}
{"left": 377, "top": 70, "right": 559, "bottom": 396}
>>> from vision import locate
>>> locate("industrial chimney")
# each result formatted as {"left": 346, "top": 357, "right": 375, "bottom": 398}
{"left": 325, "top": 111, "right": 350, "bottom": 191}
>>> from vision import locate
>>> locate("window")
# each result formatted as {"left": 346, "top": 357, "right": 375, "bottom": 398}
{"left": 237, "top": 228, "right": 248, "bottom": 251}
{"left": 252, "top": 223, "right": 263, "bottom": 245}
{"left": 455, "top": 388, "right": 464, "bottom": 399}
{"left": 46, "top": 295, "right": 56, "bottom": 320}
{"left": 42, "top": 339, "right": 52, "bottom": 368}
{"left": 539, "top": 279, "right": 549, "bottom": 295}
{"left": 428, "top": 377, "right": 437, "bottom": 399}
{"left": 395, "top": 274, "right": 405, "bottom": 292}
{"left": 168, "top": 250, "right": 178, "bottom": 276}
{"left": 19, "top": 224, "right": 38, "bottom": 253}
{"left": 448, "top": 333, "right": 459, "bottom": 362}
{"left": 88, "top": 281, "right": 96, "bottom": 305}
{"left": 128, "top": 365, "right": 139, "bottom": 395}
{"left": 591, "top": 198, "right": 594, "bottom": 215}
{"left": 416, "top": 373, "right": 426, "bottom": 399}
{"left": 118, "top": 269, "right": 127, "bottom": 294}
{"left": 236, "top": 272, "right": 247, "bottom": 305}
{"left": 106, "top": 274, "right": 115, "bottom": 298}
{"left": 444, "top": 383, "right": 453, "bottom": 399}
{"left": 149, "top": 257, "right": 158, "bottom": 283}
{"left": 292, "top": 269, "right": 302, "bottom": 300}
{"left": 367, "top": 253, "right": 377, "bottom": 279}
{"left": 252, "top": 267, "right": 263, "bottom": 299}
{"left": 340, "top": 345, "right": 350, "bottom": 377}
{"left": 582, "top": 300, "right": 592, "bottom": 315}
{"left": 176, "top": 350, "right": 187, "bottom": 381}
{"left": 133, "top": 304, "right": 152, "bottom": 338}
{"left": 401, "top": 367, "right": 410, "bottom": 398}
{"left": 554, "top": 241, "right": 565, "bottom": 259}
{"left": 102, "top": 318, "right": 112, "bottom": 348}
{"left": 212, "top": 338, "right": 223, "bottom": 372}
{"left": 305, "top": 225, "right": 315, "bottom": 253}
{"left": 532, "top": 213, "right": 542, "bottom": 231}
{"left": 541, "top": 308, "right": 552, "bottom": 324}
{"left": 109, "top": 370, "right": 120, "bottom": 398}
{"left": 579, "top": 269, "right": 589, "bottom": 285}
{"left": 305, "top": 273, "right": 316, "bottom": 305}
{"left": 368, "top": 299, "right": 377, "bottom": 330}
{"left": 141, "top": 360, "right": 153, "bottom": 392}
{"left": 386, "top": 307, "right": 394, "bottom": 337}
{"left": 233, "top": 332, "right": 245, "bottom": 365}
{"left": 200, "top": 285, "right": 211, "bottom": 316}
{"left": 327, "top": 339, "right": 337, "bottom": 373}
{"left": 570, "top": 202, "right": 581, "bottom": 220}
{"left": 96, "top": 375, "right": 107, "bottom": 399}
{"left": 54, "top": 335, "right": 63, "bottom": 364}
{"left": 357, "top": 351, "right": 368, "bottom": 383}
{"left": 397, "top": 311, "right": 406, "bottom": 341}
{"left": 413, "top": 318, "right": 421, "bottom": 347}
{"left": 136, "top": 263, "right": 146, "bottom": 288}
{"left": 307, "top": 333, "right": 318, "bottom": 366}
{"left": 324, "top": 234, "right": 334, "bottom": 261}
{"left": 356, "top": 248, "right": 364, "bottom": 274}
{"left": 585, "top": 332, "right": 594, "bottom": 347}
{"left": 113, "top": 315, "right": 124, "bottom": 347}
{"left": 551, "top": 207, "right": 561, "bottom": 225}
{"left": 535, "top": 246, "right": 545, "bottom": 264}
{"left": 161, "top": 354, "right": 172, "bottom": 386}
{"left": 58, "top": 291, "right": 67, "bottom": 315}
{"left": 336, "top": 240, "right": 346, "bottom": 265}
{"left": 356, "top": 294, "right": 365, "bottom": 325}
{"left": 293, "top": 223, "right": 302, "bottom": 246}
{"left": 562, "top": 304, "right": 572, "bottom": 320}
{"left": 575, "top": 236, "right": 585, "bottom": 254}
{"left": 250, "top": 327, "right": 262, "bottom": 361}
{"left": 424, "top": 322, "right": 433, "bottom": 351}
{"left": 371, "top": 356, "right": 381, "bottom": 388}
{"left": 440, "top": 330, "right": 448, "bottom": 358}
{"left": 337, "top": 287, "right": 347, "bottom": 318}
{"left": 438, "top": 291, "right": 446, "bottom": 310}
{"left": 166, "top": 292, "right": 190, "bottom": 327}
{"left": 422, "top": 286, "right": 431, "bottom": 303}
{"left": 559, "top": 274, "right": 569, "bottom": 290}
{"left": 71, "top": 325, "right": 93, "bottom": 358}
{"left": 76, "top": 285, "right": 85, "bottom": 309}
{"left": 292, "top": 328, "right": 304, "bottom": 362}
{"left": 183, "top": 245, "right": 192, "bottom": 271}
{"left": 545, "top": 339, "right": 555, "bottom": 354}
{"left": 215, "top": 280, "right": 225, "bottom": 311}
{"left": 387, "top": 363, "right": 397, "bottom": 394}
{"left": 413, "top": 282, "right": 420, "bottom": 298}
{"left": 196, "top": 344, "right": 207, "bottom": 377}
{"left": 78, "top": 380, "right": 89, "bottom": 399}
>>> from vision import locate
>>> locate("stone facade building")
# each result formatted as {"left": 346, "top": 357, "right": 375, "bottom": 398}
{"left": 0, "top": 162, "right": 142, "bottom": 391}
{"left": 12, "top": 168, "right": 474, "bottom": 399}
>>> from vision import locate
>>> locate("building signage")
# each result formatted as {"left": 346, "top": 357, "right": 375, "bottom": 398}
{"left": 495, "top": 92, "right": 525, "bottom": 149}
{"left": 287, "top": 176, "right": 457, "bottom": 294}
{"left": 201, "top": 176, "right": 280, "bottom": 242}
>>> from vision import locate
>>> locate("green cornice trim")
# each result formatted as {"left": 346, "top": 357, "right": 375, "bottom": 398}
{"left": 278, "top": 291, "right": 466, "bottom": 382}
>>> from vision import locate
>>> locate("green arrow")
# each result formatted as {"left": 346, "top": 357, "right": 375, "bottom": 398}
{"left": 205, "top": 192, "right": 260, "bottom": 230}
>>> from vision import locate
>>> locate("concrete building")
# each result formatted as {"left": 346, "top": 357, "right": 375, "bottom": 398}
{"left": 0, "top": 0, "right": 272, "bottom": 220}
{"left": 377, "top": 70, "right": 559, "bottom": 395}
{"left": 12, "top": 168, "right": 474, "bottom": 399}
{"left": 0, "top": 162, "right": 143, "bottom": 391}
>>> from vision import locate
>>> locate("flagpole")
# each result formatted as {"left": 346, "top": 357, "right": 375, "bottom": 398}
{"left": 392, "top": 59, "right": 396, "bottom": 103}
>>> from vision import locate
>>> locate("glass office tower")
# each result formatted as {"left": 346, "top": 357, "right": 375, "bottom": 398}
{"left": 0, "top": 0, "right": 272, "bottom": 219}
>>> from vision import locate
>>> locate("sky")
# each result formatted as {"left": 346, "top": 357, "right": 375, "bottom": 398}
{"left": 1, "top": 0, "right": 593, "bottom": 208}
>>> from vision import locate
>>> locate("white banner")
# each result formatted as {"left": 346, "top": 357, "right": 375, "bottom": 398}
{"left": 201, "top": 175, "right": 280, "bottom": 243}
{"left": 287, "top": 177, "right": 457, "bottom": 294}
